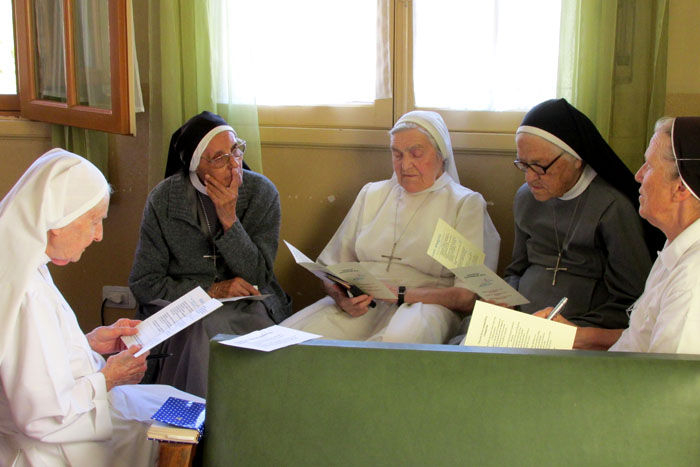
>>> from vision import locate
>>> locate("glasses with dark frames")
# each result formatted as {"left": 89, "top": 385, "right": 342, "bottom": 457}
{"left": 513, "top": 151, "right": 565, "bottom": 175}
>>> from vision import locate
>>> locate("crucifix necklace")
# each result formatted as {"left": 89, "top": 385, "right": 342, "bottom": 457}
{"left": 546, "top": 196, "right": 582, "bottom": 286}
{"left": 382, "top": 191, "right": 431, "bottom": 271}
{"left": 197, "top": 192, "right": 220, "bottom": 279}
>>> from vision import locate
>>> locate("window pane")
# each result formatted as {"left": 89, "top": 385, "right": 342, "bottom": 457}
{"left": 222, "top": 0, "right": 377, "bottom": 106}
{"left": 33, "top": 0, "right": 66, "bottom": 102}
{"left": 0, "top": 0, "right": 17, "bottom": 94}
{"left": 74, "top": 0, "right": 112, "bottom": 109}
{"left": 414, "top": 0, "right": 561, "bottom": 111}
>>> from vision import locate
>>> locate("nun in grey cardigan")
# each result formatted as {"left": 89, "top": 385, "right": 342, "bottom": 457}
{"left": 129, "top": 111, "right": 291, "bottom": 397}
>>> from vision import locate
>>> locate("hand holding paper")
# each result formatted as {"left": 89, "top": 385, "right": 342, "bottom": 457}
{"left": 464, "top": 300, "right": 575, "bottom": 349}
{"left": 121, "top": 287, "right": 223, "bottom": 357}
{"left": 427, "top": 219, "right": 529, "bottom": 307}
{"left": 284, "top": 240, "right": 395, "bottom": 300}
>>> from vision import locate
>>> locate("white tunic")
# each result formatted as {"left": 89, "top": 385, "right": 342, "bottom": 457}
{"left": 0, "top": 265, "right": 200, "bottom": 466}
{"left": 610, "top": 218, "right": 700, "bottom": 354}
{"left": 283, "top": 173, "right": 500, "bottom": 343}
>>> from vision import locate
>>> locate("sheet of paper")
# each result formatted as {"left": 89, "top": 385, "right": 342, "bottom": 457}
{"left": 219, "top": 325, "right": 320, "bottom": 352}
{"left": 452, "top": 264, "right": 529, "bottom": 307}
{"left": 284, "top": 240, "right": 396, "bottom": 300}
{"left": 220, "top": 294, "right": 271, "bottom": 302}
{"left": 427, "top": 218, "right": 485, "bottom": 268}
{"left": 426, "top": 219, "right": 528, "bottom": 306}
{"left": 464, "top": 301, "right": 575, "bottom": 349}
{"left": 122, "top": 287, "right": 223, "bottom": 356}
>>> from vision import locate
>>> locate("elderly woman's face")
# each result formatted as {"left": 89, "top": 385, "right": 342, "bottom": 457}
{"left": 391, "top": 128, "right": 444, "bottom": 193}
{"left": 196, "top": 131, "right": 242, "bottom": 188}
{"left": 634, "top": 132, "right": 679, "bottom": 230}
{"left": 45, "top": 195, "right": 109, "bottom": 266}
{"left": 515, "top": 133, "right": 583, "bottom": 202}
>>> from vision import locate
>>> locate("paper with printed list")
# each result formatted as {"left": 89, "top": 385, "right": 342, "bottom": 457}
{"left": 464, "top": 300, "right": 575, "bottom": 349}
{"left": 122, "top": 286, "right": 223, "bottom": 357}
{"left": 220, "top": 325, "right": 320, "bottom": 352}
{"left": 427, "top": 218, "right": 529, "bottom": 306}
{"left": 284, "top": 240, "right": 396, "bottom": 300}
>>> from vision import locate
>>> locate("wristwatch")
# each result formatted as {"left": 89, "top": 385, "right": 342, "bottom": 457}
{"left": 397, "top": 286, "right": 406, "bottom": 306}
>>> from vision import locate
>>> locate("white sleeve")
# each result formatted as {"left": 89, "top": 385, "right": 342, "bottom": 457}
{"left": 648, "top": 270, "right": 700, "bottom": 354}
{"left": 0, "top": 288, "right": 112, "bottom": 443}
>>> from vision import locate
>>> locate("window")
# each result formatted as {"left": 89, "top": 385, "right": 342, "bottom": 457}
{"left": 218, "top": 0, "right": 562, "bottom": 140}
{"left": 0, "top": 0, "right": 19, "bottom": 113}
{"left": 219, "top": 0, "right": 391, "bottom": 130}
{"left": 11, "top": 0, "right": 135, "bottom": 134}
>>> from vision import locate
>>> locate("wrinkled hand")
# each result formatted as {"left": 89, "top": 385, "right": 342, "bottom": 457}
{"left": 101, "top": 346, "right": 148, "bottom": 391}
{"left": 86, "top": 318, "right": 141, "bottom": 354}
{"left": 325, "top": 281, "right": 373, "bottom": 318}
{"left": 204, "top": 169, "right": 242, "bottom": 231}
{"left": 209, "top": 276, "right": 260, "bottom": 299}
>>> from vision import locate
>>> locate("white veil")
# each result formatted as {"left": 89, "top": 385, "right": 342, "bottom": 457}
{"left": 0, "top": 148, "right": 109, "bottom": 362}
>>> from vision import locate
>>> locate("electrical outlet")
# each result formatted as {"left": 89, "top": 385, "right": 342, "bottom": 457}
{"left": 102, "top": 286, "right": 137, "bottom": 309}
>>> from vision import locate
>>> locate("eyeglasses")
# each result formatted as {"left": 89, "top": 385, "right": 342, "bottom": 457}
{"left": 203, "top": 139, "right": 247, "bottom": 168}
{"left": 513, "top": 151, "right": 564, "bottom": 175}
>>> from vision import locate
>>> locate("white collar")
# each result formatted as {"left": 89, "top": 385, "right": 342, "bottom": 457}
{"left": 659, "top": 216, "right": 700, "bottom": 269}
{"left": 559, "top": 165, "right": 597, "bottom": 200}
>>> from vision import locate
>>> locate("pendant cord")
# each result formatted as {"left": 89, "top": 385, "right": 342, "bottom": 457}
{"left": 552, "top": 196, "right": 582, "bottom": 254}
{"left": 393, "top": 191, "right": 431, "bottom": 247}
{"left": 383, "top": 191, "right": 431, "bottom": 271}
{"left": 548, "top": 196, "right": 582, "bottom": 286}
{"left": 197, "top": 192, "right": 219, "bottom": 280}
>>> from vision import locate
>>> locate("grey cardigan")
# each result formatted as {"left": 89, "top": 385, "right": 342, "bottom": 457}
{"left": 129, "top": 170, "right": 291, "bottom": 322}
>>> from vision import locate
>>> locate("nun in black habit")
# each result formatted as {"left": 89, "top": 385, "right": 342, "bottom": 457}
{"left": 129, "top": 111, "right": 291, "bottom": 397}
{"left": 502, "top": 98, "right": 664, "bottom": 329}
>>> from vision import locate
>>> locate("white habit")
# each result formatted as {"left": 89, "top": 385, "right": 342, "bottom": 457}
{"left": 282, "top": 172, "right": 500, "bottom": 343}
{"left": 0, "top": 150, "right": 202, "bottom": 466}
{"left": 610, "top": 217, "right": 700, "bottom": 354}
{"left": 0, "top": 265, "right": 200, "bottom": 466}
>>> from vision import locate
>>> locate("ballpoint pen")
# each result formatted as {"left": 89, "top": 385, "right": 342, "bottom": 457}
{"left": 546, "top": 297, "right": 568, "bottom": 320}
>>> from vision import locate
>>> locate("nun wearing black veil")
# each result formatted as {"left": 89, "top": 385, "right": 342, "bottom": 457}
{"left": 503, "top": 99, "right": 664, "bottom": 330}
{"left": 542, "top": 116, "right": 700, "bottom": 354}
{"left": 129, "top": 111, "right": 291, "bottom": 397}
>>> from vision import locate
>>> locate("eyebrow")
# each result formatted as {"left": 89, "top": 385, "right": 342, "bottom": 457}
{"left": 391, "top": 144, "right": 426, "bottom": 153}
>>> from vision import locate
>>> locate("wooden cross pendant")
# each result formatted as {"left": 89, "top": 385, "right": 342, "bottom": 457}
{"left": 545, "top": 252, "right": 567, "bottom": 286}
{"left": 381, "top": 243, "right": 402, "bottom": 272}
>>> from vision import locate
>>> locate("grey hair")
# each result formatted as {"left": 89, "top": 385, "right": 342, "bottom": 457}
{"left": 389, "top": 122, "right": 448, "bottom": 171}
{"left": 654, "top": 116, "right": 679, "bottom": 179}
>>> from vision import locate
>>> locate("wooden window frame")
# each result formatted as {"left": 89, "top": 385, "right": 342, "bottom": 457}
{"left": 257, "top": 0, "right": 522, "bottom": 152}
{"left": 13, "top": 0, "right": 135, "bottom": 134}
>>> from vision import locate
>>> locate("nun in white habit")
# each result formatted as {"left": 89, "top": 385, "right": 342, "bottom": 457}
{"left": 0, "top": 149, "right": 201, "bottom": 466}
{"left": 282, "top": 111, "right": 500, "bottom": 343}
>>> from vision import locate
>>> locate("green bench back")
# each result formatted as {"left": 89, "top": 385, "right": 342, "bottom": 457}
{"left": 204, "top": 337, "right": 700, "bottom": 466}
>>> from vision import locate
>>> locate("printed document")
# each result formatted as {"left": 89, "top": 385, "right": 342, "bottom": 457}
{"left": 427, "top": 219, "right": 529, "bottom": 306}
{"left": 220, "top": 325, "right": 320, "bottom": 352}
{"left": 284, "top": 240, "right": 396, "bottom": 300}
{"left": 122, "top": 286, "right": 222, "bottom": 356}
{"left": 463, "top": 300, "right": 575, "bottom": 349}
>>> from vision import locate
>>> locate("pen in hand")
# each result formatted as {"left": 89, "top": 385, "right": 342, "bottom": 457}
{"left": 546, "top": 297, "right": 568, "bottom": 320}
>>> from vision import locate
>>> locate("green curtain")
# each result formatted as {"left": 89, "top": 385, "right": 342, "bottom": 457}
{"left": 558, "top": 0, "right": 668, "bottom": 171}
{"left": 151, "top": 0, "right": 263, "bottom": 184}
{"left": 51, "top": 126, "right": 109, "bottom": 179}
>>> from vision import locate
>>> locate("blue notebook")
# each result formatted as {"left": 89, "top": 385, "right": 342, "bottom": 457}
{"left": 151, "top": 397, "right": 206, "bottom": 435}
